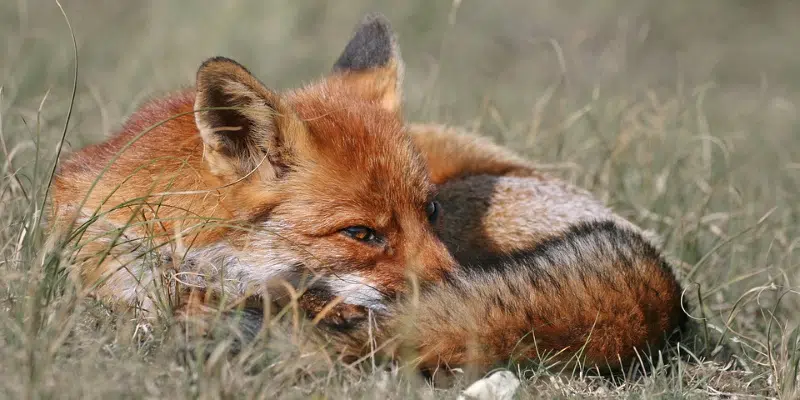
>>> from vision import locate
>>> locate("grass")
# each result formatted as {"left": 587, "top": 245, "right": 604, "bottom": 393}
{"left": 2, "top": 0, "right": 799, "bottom": 398}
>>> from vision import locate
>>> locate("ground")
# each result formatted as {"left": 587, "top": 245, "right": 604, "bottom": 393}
{"left": 1, "top": 1, "right": 798, "bottom": 398}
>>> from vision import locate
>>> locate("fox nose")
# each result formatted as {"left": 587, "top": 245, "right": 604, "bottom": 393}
{"left": 409, "top": 234, "right": 457, "bottom": 282}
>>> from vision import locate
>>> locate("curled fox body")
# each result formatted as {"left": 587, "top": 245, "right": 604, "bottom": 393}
{"left": 49, "top": 13, "right": 686, "bottom": 374}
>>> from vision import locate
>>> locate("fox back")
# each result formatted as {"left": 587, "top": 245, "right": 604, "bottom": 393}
{"left": 403, "top": 124, "right": 647, "bottom": 263}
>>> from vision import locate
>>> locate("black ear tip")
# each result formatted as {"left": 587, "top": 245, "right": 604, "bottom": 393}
{"left": 355, "top": 12, "right": 395, "bottom": 46}
{"left": 333, "top": 12, "right": 398, "bottom": 72}
{"left": 359, "top": 12, "right": 392, "bottom": 31}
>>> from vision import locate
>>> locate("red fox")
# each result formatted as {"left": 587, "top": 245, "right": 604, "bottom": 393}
{"left": 48, "top": 13, "right": 686, "bottom": 374}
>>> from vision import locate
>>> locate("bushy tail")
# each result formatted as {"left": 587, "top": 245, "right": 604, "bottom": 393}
{"left": 328, "top": 220, "right": 688, "bottom": 373}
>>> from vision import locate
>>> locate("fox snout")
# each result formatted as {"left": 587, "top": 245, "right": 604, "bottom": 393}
{"left": 298, "top": 232, "right": 456, "bottom": 327}
{"left": 406, "top": 232, "right": 457, "bottom": 284}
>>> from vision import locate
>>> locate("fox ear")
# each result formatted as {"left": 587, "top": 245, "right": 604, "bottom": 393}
{"left": 195, "top": 57, "right": 306, "bottom": 180}
{"left": 332, "top": 13, "right": 403, "bottom": 114}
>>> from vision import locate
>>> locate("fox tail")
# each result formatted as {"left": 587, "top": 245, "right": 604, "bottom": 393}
{"left": 327, "top": 220, "right": 688, "bottom": 374}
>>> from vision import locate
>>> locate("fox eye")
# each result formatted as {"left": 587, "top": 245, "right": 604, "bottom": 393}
{"left": 426, "top": 201, "right": 440, "bottom": 224}
{"left": 342, "top": 226, "right": 381, "bottom": 244}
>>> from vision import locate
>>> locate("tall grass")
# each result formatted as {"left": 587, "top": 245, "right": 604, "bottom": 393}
{"left": 1, "top": 0, "right": 799, "bottom": 398}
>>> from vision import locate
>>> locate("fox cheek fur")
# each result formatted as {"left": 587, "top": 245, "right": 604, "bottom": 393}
{"left": 50, "top": 13, "right": 456, "bottom": 314}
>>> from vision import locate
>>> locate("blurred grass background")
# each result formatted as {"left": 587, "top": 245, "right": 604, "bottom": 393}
{"left": 1, "top": 0, "right": 799, "bottom": 398}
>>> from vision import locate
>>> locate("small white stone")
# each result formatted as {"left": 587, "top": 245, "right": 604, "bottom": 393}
{"left": 457, "top": 370, "right": 520, "bottom": 400}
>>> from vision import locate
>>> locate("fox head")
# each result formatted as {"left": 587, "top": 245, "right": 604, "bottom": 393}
{"left": 187, "top": 14, "right": 455, "bottom": 309}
